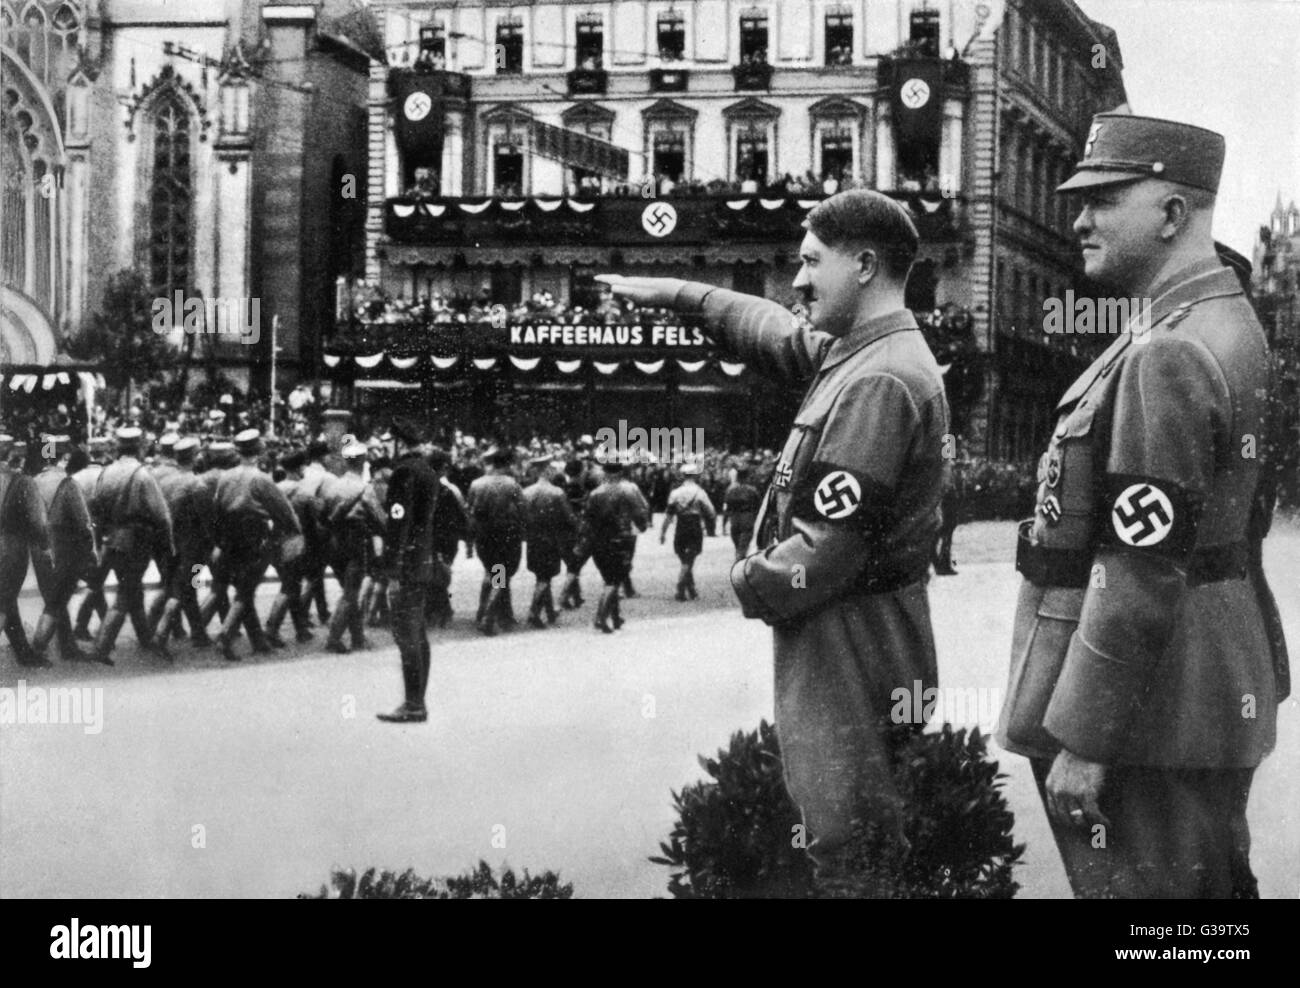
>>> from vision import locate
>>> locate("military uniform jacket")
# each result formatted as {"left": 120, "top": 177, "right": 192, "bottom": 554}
{"left": 35, "top": 466, "right": 94, "bottom": 565}
{"left": 90, "top": 456, "right": 173, "bottom": 548}
{"left": 584, "top": 480, "right": 650, "bottom": 540}
{"left": 160, "top": 469, "right": 215, "bottom": 557}
{"left": 467, "top": 473, "right": 526, "bottom": 544}
{"left": 724, "top": 481, "right": 762, "bottom": 527}
{"left": 996, "top": 257, "right": 1288, "bottom": 768}
{"left": 384, "top": 452, "right": 441, "bottom": 584}
{"left": 522, "top": 478, "right": 577, "bottom": 547}
{"left": 674, "top": 284, "right": 949, "bottom": 625}
{"left": 665, "top": 481, "right": 717, "bottom": 526}
{"left": 433, "top": 476, "right": 469, "bottom": 559}
{"left": 319, "top": 471, "right": 385, "bottom": 538}
{"left": 0, "top": 464, "right": 50, "bottom": 550}
{"left": 214, "top": 464, "right": 300, "bottom": 542}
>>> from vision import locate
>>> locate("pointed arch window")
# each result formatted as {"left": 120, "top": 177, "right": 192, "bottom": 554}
{"left": 148, "top": 94, "right": 194, "bottom": 298}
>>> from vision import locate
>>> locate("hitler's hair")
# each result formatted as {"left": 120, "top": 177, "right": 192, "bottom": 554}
{"left": 804, "top": 189, "right": 920, "bottom": 280}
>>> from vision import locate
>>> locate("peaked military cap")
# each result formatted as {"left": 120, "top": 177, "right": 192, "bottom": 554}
{"left": 1057, "top": 114, "right": 1225, "bottom": 194}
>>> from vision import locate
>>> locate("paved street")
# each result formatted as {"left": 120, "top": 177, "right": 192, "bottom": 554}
{"left": 2, "top": 519, "right": 1296, "bottom": 898}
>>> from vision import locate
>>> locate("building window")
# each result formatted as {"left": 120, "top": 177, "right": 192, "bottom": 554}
{"left": 657, "top": 10, "right": 685, "bottom": 61}
{"left": 739, "top": 9, "right": 768, "bottom": 64}
{"left": 736, "top": 125, "right": 769, "bottom": 186}
{"left": 652, "top": 129, "right": 687, "bottom": 183}
{"left": 489, "top": 264, "right": 523, "bottom": 306}
{"left": 493, "top": 141, "right": 524, "bottom": 196}
{"left": 825, "top": 7, "right": 853, "bottom": 65}
{"left": 496, "top": 17, "right": 523, "bottom": 74}
{"left": 819, "top": 124, "right": 853, "bottom": 182}
{"left": 149, "top": 94, "right": 194, "bottom": 298}
{"left": 576, "top": 14, "right": 604, "bottom": 70}
{"left": 570, "top": 264, "right": 602, "bottom": 310}
{"left": 909, "top": 7, "right": 940, "bottom": 58}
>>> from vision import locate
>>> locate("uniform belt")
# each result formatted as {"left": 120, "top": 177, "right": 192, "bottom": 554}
{"left": 1016, "top": 521, "right": 1249, "bottom": 588}
{"left": 850, "top": 557, "right": 930, "bottom": 595}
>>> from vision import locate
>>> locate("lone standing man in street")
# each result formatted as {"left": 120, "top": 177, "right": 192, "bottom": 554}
{"left": 599, "top": 188, "right": 949, "bottom": 885}
{"left": 377, "top": 418, "right": 442, "bottom": 723}
{"left": 660, "top": 461, "right": 716, "bottom": 601}
{"left": 996, "top": 114, "right": 1288, "bottom": 898}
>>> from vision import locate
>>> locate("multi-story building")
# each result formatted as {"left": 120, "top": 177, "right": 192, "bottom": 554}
{"left": 0, "top": 0, "right": 370, "bottom": 394}
{"left": 1254, "top": 193, "right": 1300, "bottom": 344}
{"left": 346, "top": 0, "right": 1127, "bottom": 455}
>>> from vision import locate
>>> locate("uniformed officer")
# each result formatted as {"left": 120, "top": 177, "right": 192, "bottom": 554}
{"left": 319, "top": 437, "right": 385, "bottom": 653}
{"left": 211, "top": 429, "right": 300, "bottom": 661}
{"left": 583, "top": 459, "right": 650, "bottom": 633}
{"left": 87, "top": 426, "right": 174, "bottom": 665}
{"left": 660, "top": 461, "right": 717, "bottom": 601}
{"left": 599, "top": 188, "right": 950, "bottom": 880}
{"left": 466, "top": 446, "right": 527, "bottom": 636}
{"left": 30, "top": 435, "right": 95, "bottom": 663}
{"left": 264, "top": 448, "right": 316, "bottom": 647}
{"left": 151, "top": 436, "right": 216, "bottom": 652}
{"left": 377, "top": 418, "right": 442, "bottom": 723}
{"left": 196, "top": 441, "right": 239, "bottom": 632}
{"left": 722, "top": 466, "right": 762, "bottom": 562}
{"left": 558, "top": 458, "right": 597, "bottom": 610}
{"left": 995, "top": 114, "right": 1288, "bottom": 899}
{"left": 522, "top": 458, "right": 578, "bottom": 627}
{"left": 299, "top": 438, "right": 335, "bottom": 626}
{"left": 425, "top": 446, "right": 467, "bottom": 628}
{"left": 71, "top": 436, "right": 113, "bottom": 641}
{"left": 0, "top": 433, "right": 54, "bottom": 667}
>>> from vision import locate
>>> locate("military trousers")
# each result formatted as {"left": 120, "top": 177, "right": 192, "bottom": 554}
{"left": 390, "top": 580, "right": 431, "bottom": 710}
{"left": 1030, "top": 758, "right": 1258, "bottom": 898}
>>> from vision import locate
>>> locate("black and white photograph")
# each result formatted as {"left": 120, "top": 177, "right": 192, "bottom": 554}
{"left": 1, "top": 0, "right": 1297, "bottom": 931}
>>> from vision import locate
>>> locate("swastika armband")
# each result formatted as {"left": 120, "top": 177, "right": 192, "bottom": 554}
{"left": 1098, "top": 474, "right": 1202, "bottom": 558}
{"left": 791, "top": 461, "right": 893, "bottom": 532}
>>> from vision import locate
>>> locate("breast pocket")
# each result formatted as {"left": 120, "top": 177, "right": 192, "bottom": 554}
{"left": 1034, "top": 403, "right": 1098, "bottom": 550}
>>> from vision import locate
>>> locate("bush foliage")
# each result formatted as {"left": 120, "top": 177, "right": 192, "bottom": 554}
{"left": 300, "top": 861, "right": 573, "bottom": 900}
{"left": 653, "top": 720, "right": 1024, "bottom": 899}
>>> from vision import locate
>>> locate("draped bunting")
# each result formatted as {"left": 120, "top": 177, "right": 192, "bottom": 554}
{"left": 472, "top": 358, "right": 498, "bottom": 370}
{"left": 555, "top": 359, "right": 583, "bottom": 374}
{"left": 389, "top": 356, "right": 419, "bottom": 370}
{"left": 719, "top": 361, "right": 746, "bottom": 377}
{"left": 392, "top": 203, "right": 416, "bottom": 218}
{"left": 500, "top": 200, "right": 526, "bottom": 212}
{"left": 422, "top": 203, "right": 446, "bottom": 217}
{"left": 535, "top": 199, "right": 562, "bottom": 212}
{"left": 354, "top": 353, "right": 384, "bottom": 369}
{"left": 593, "top": 361, "right": 620, "bottom": 375}
{"left": 677, "top": 360, "right": 705, "bottom": 373}
{"left": 567, "top": 200, "right": 595, "bottom": 212}
{"left": 634, "top": 360, "right": 664, "bottom": 374}
{"left": 725, "top": 199, "right": 749, "bottom": 210}
{"left": 459, "top": 200, "right": 492, "bottom": 214}
{"left": 320, "top": 351, "right": 747, "bottom": 377}
{"left": 759, "top": 198, "right": 786, "bottom": 210}
{"left": 509, "top": 356, "right": 541, "bottom": 371}
{"left": 431, "top": 355, "right": 460, "bottom": 369}
{"left": 323, "top": 354, "right": 341, "bottom": 367}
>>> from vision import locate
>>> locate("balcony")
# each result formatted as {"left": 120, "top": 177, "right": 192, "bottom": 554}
{"left": 387, "top": 67, "right": 472, "bottom": 102}
{"left": 649, "top": 67, "right": 689, "bottom": 92}
{"left": 876, "top": 54, "right": 969, "bottom": 95}
{"left": 566, "top": 68, "right": 608, "bottom": 96}
{"left": 731, "top": 61, "right": 773, "bottom": 91}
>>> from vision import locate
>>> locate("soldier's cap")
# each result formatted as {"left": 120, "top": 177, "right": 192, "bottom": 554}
{"left": 10, "top": 440, "right": 27, "bottom": 457}
{"left": 390, "top": 416, "right": 425, "bottom": 446}
{"left": 159, "top": 432, "right": 180, "bottom": 449}
{"left": 219, "top": 393, "right": 234, "bottom": 406}
{"left": 529, "top": 454, "right": 552, "bottom": 468}
{"left": 681, "top": 461, "right": 701, "bottom": 476}
{"left": 234, "top": 428, "right": 262, "bottom": 452}
{"left": 341, "top": 438, "right": 368, "bottom": 458}
{"left": 208, "top": 441, "right": 236, "bottom": 452}
{"left": 115, "top": 426, "right": 143, "bottom": 443}
{"left": 484, "top": 446, "right": 514, "bottom": 467}
{"left": 88, "top": 436, "right": 112, "bottom": 452}
{"left": 208, "top": 409, "right": 226, "bottom": 421}
{"left": 174, "top": 437, "right": 200, "bottom": 455}
{"left": 323, "top": 408, "right": 352, "bottom": 421}
{"left": 0, "top": 433, "right": 13, "bottom": 454}
{"left": 1057, "top": 114, "right": 1225, "bottom": 194}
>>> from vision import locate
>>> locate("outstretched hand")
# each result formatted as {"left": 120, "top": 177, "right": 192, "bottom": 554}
{"left": 594, "top": 275, "right": 687, "bottom": 309}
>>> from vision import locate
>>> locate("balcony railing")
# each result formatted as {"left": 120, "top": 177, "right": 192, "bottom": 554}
{"left": 566, "top": 68, "right": 608, "bottom": 95}
{"left": 731, "top": 61, "right": 773, "bottom": 91}
{"left": 650, "top": 67, "right": 689, "bottom": 92}
{"left": 387, "top": 66, "right": 472, "bottom": 101}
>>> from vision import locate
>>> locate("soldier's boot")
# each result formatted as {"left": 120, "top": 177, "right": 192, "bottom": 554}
{"left": 325, "top": 597, "right": 354, "bottom": 652}
{"left": 527, "top": 583, "right": 548, "bottom": 629}
{"left": 7, "top": 611, "right": 51, "bottom": 668}
{"left": 498, "top": 586, "right": 518, "bottom": 629}
{"left": 31, "top": 611, "right": 58, "bottom": 658}
{"left": 264, "top": 593, "right": 291, "bottom": 648}
{"left": 475, "top": 580, "right": 492, "bottom": 625}
{"left": 686, "top": 569, "right": 698, "bottom": 601}
{"left": 478, "top": 587, "right": 503, "bottom": 636}
{"left": 242, "top": 605, "right": 274, "bottom": 655}
{"left": 357, "top": 577, "right": 376, "bottom": 628}
{"left": 145, "top": 592, "right": 168, "bottom": 640}
{"left": 675, "top": 565, "right": 689, "bottom": 601}
{"left": 418, "top": 637, "right": 432, "bottom": 701}
{"left": 73, "top": 590, "right": 103, "bottom": 642}
{"left": 622, "top": 577, "right": 637, "bottom": 598}
{"left": 90, "top": 608, "right": 127, "bottom": 665}
{"left": 217, "top": 601, "right": 246, "bottom": 662}
{"left": 544, "top": 584, "right": 559, "bottom": 625}
{"left": 55, "top": 611, "right": 87, "bottom": 662}
{"left": 348, "top": 601, "right": 371, "bottom": 651}
{"left": 129, "top": 599, "right": 155, "bottom": 650}
{"left": 153, "top": 599, "right": 181, "bottom": 656}
{"left": 288, "top": 592, "right": 312, "bottom": 642}
{"left": 611, "top": 589, "right": 625, "bottom": 630}
{"left": 593, "top": 588, "right": 615, "bottom": 634}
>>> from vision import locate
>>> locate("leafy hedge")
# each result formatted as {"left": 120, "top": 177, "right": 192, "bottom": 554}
{"left": 300, "top": 861, "right": 573, "bottom": 899}
{"left": 653, "top": 720, "right": 1024, "bottom": 899}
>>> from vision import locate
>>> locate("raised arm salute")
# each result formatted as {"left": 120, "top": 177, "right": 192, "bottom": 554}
{"left": 599, "top": 190, "right": 950, "bottom": 889}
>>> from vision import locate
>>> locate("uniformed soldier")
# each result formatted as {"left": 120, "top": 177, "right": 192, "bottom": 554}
{"left": 87, "top": 426, "right": 174, "bottom": 665}
{"left": 211, "top": 429, "right": 301, "bottom": 661}
{"left": 722, "top": 466, "right": 762, "bottom": 562}
{"left": 360, "top": 455, "right": 393, "bottom": 629}
{"left": 425, "top": 446, "right": 467, "bottom": 628}
{"left": 319, "top": 437, "right": 385, "bottom": 653}
{"left": 151, "top": 432, "right": 180, "bottom": 484}
{"left": 466, "top": 446, "right": 527, "bottom": 636}
{"left": 377, "top": 418, "right": 442, "bottom": 723}
{"left": 598, "top": 189, "right": 949, "bottom": 880}
{"left": 660, "top": 461, "right": 717, "bottom": 601}
{"left": 143, "top": 431, "right": 183, "bottom": 641}
{"left": 583, "top": 459, "right": 650, "bottom": 633}
{"left": 30, "top": 435, "right": 95, "bottom": 663}
{"left": 298, "top": 438, "right": 335, "bottom": 626}
{"left": 995, "top": 114, "right": 1288, "bottom": 898}
{"left": 196, "top": 441, "right": 239, "bottom": 632}
{"left": 151, "top": 436, "right": 216, "bottom": 652}
{"left": 264, "top": 448, "right": 316, "bottom": 647}
{"left": 71, "top": 436, "right": 113, "bottom": 641}
{"left": 522, "top": 458, "right": 578, "bottom": 627}
{"left": 558, "top": 458, "right": 597, "bottom": 610}
{"left": 0, "top": 433, "right": 54, "bottom": 667}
